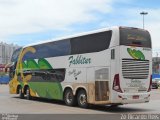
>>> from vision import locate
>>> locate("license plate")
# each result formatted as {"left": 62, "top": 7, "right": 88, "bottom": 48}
{"left": 133, "top": 95, "right": 139, "bottom": 99}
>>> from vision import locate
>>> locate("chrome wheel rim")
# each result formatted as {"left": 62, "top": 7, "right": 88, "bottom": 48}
{"left": 19, "top": 89, "right": 22, "bottom": 94}
{"left": 79, "top": 94, "right": 87, "bottom": 105}
{"left": 66, "top": 92, "right": 73, "bottom": 104}
{"left": 26, "top": 88, "right": 30, "bottom": 99}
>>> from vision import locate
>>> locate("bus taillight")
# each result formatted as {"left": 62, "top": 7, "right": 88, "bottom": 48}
{"left": 113, "top": 74, "right": 123, "bottom": 93}
{"left": 147, "top": 75, "right": 152, "bottom": 92}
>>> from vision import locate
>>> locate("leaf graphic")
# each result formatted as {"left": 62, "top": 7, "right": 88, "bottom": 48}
{"left": 27, "top": 59, "right": 39, "bottom": 70}
{"left": 38, "top": 58, "right": 53, "bottom": 69}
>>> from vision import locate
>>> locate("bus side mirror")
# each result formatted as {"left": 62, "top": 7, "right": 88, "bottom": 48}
{"left": 9, "top": 66, "right": 14, "bottom": 78}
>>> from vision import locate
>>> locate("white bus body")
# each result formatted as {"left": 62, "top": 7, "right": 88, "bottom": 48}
{"left": 9, "top": 26, "right": 152, "bottom": 108}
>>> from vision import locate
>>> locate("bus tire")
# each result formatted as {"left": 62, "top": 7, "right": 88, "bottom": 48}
{"left": 64, "top": 89, "right": 76, "bottom": 106}
{"left": 19, "top": 87, "right": 24, "bottom": 99}
{"left": 26, "top": 87, "right": 32, "bottom": 100}
{"left": 77, "top": 90, "right": 88, "bottom": 108}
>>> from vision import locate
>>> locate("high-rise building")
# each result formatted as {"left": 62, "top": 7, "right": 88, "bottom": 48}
{"left": 0, "top": 42, "right": 20, "bottom": 64}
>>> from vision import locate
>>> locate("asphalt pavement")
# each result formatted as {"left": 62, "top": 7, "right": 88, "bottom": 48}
{"left": 0, "top": 85, "right": 160, "bottom": 120}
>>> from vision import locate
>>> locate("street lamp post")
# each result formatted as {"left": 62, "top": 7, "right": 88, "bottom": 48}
{"left": 140, "top": 11, "right": 148, "bottom": 29}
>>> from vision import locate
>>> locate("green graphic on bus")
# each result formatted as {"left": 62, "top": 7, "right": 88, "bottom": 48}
{"left": 127, "top": 48, "right": 145, "bottom": 60}
{"left": 20, "top": 56, "right": 63, "bottom": 100}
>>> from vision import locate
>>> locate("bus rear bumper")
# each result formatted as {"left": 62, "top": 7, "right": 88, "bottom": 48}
{"left": 113, "top": 92, "right": 150, "bottom": 104}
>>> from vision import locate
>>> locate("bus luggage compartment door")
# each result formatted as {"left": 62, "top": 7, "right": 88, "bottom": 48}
{"left": 95, "top": 67, "right": 109, "bottom": 101}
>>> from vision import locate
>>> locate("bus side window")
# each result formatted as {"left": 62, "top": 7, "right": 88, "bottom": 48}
{"left": 111, "top": 49, "right": 115, "bottom": 59}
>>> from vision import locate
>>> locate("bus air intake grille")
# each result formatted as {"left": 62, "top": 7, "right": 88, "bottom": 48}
{"left": 122, "top": 59, "right": 149, "bottom": 79}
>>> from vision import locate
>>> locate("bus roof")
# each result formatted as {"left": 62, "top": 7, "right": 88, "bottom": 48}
{"left": 23, "top": 26, "right": 119, "bottom": 48}
{"left": 23, "top": 26, "right": 145, "bottom": 48}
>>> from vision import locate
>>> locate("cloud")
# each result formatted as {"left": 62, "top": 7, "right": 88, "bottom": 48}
{"left": 2, "top": 0, "right": 159, "bottom": 53}
{"left": 0, "top": 0, "right": 113, "bottom": 41}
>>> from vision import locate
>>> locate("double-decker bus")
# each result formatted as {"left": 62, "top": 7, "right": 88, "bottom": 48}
{"left": 9, "top": 26, "right": 152, "bottom": 108}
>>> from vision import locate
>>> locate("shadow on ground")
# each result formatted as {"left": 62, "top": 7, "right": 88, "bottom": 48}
{"left": 12, "top": 96, "right": 153, "bottom": 113}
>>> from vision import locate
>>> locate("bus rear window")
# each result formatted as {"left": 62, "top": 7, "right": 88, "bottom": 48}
{"left": 120, "top": 28, "right": 151, "bottom": 48}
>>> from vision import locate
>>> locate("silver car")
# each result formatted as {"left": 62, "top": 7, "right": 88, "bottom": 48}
{"left": 152, "top": 78, "right": 160, "bottom": 89}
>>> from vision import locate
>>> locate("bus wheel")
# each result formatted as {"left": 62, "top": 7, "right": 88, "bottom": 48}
{"left": 64, "top": 89, "right": 76, "bottom": 106}
{"left": 19, "top": 87, "right": 24, "bottom": 99}
{"left": 26, "top": 87, "right": 32, "bottom": 100}
{"left": 77, "top": 90, "right": 88, "bottom": 108}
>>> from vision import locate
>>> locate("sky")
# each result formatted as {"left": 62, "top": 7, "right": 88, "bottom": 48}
{"left": 0, "top": 0, "right": 160, "bottom": 56}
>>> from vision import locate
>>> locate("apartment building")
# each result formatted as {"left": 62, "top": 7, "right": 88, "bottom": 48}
{"left": 0, "top": 42, "right": 20, "bottom": 64}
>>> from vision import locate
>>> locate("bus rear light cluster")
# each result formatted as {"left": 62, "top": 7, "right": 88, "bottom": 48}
{"left": 113, "top": 74, "right": 123, "bottom": 93}
{"left": 147, "top": 75, "right": 152, "bottom": 92}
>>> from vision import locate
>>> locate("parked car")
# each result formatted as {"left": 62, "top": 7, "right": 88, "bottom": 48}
{"left": 153, "top": 78, "right": 160, "bottom": 86}
{"left": 158, "top": 81, "right": 160, "bottom": 87}
{"left": 152, "top": 79, "right": 159, "bottom": 89}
